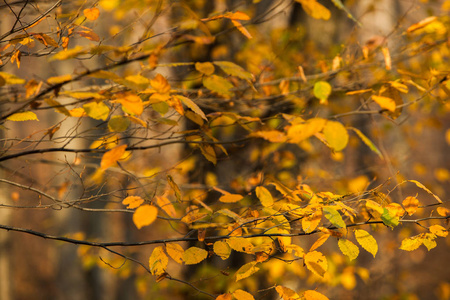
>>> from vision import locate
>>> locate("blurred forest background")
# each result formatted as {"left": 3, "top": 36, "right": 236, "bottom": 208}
{"left": 0, "top": 0, "right": 449, "bottom": 299}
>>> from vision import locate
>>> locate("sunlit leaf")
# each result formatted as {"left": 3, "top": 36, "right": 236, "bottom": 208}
{"left": 275, "top": 285, "right": 300, "bottom": 300}
{"left": 302, "top": 209, "right": 322, "bottom": 233}
{"left": 323, "top": 121, "right": 349, "bottom": 151}
{"left": 83, "top": 101, "right": 110, "bottom": 121}
{"left": 304, "top": 251, "right": 328, "bottom": 277}
{"left": 255, "top": 186, "right": 274, "bottom": 207}
{"left": 354, "top": 229, "right": 378, "bottom": 257}
{"left": 150, "top": 74, "right": 171, "bottom": 94}
{"left": 313, "top": 81, "right": 332, "bottom": 103}
{"left": 250, "top": 130, "right": 287, "bottom": 143}
{"left": 214, "top": 61, "right": 254, "bottom": 81}
{"left": 287, "top": 118, "right": 327, "bottom": 143}
{"left": 338, "top": 239, "right": 359, "bottom": 261}
{"left": 429, "top": 225, "right": 448, "bottom": 237}
{"left": 203, "top": 75, "right": 234, "bottom": 97}
{"left": 112, "top": 92, "right": 144, "bottom": 116}
{"left": 309, "top": 234, "right": 330, "bottom": 252}
{"left": 402, "top": 196, "right": 420, "bottom": 216}
{"left": 155, "top": 196, "right": 177, "bottom": 218}
{"left": 183, "top": 246, "right": 208, "bottom": 265}
{"left": 7, "top": 111, "right": 38, "bottom": 121}
{"left": 133, "top": 205, "right": 158, "bottom": 229}
{"left": 227, "top": 237, "right": 254, "bottom": 253}
{"left": 47, "top": 74, "right": 72, "bottom": 85}
{"left": 304, "top": 290, "right": 330, "bottom": 300}
{"left": 219, "top": 194, "right": 243, "bottom": 203}
{"left": 296, "top": 0, "right": 331, "bottom": 20}
{"left": 122, "top": 195, "right": 144, "bottom": 209}
{"left": 166, "top": 243, "right": 184, "bottom": 264}
{"left": 233, "top": 289, "right": 255, "bottom": 300}
{"left": 406, "top": 16, "right": 437, "bottom": 33}
{"left": 230, "top": 20, "right": 252, "bottom": 39}
{"left": 216, "top": 293, "right": 232, "bottom": 300}
{"left": 176, "top": 95, "right": 207, "bottom": 120}
{"left": 149, "top": 246, "right": 168, "bottom": 276}
{"left": 235, "top": 262, "right": 259, "bottom": 281}
{"left": 100, "top": 144, "right": 127, "bottom": 170}
{"left": 365, "top": 200, "right": 384, "bottom": 217}
{"left": 323, "top": 206, "right": 346, "bottom": 228}
{"left": 83, "top": 7, "right": 100, "bottom": 21}
{"left": 400, "top": 236, "right": 423, "bottom": 251}
{"left": 372, "top": 95, "right": 396, "bottom": 112}
{"left": 195, "top": 62, "right": 215, "bottom": 75}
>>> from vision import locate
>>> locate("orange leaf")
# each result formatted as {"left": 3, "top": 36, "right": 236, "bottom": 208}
{"left": 230, "top": 20, "right": 252, "bottom": 39}
{"left": 84, "top": 8, "right": 100, "bottom": 21}
{"left": 219, "top": 194, "right": 244, "bottom": 203}
{"left": 402, "top": 196, "right": 420, "bottom": 216}
{"left": 406, "top": 16, "right": 437, "bottom": 33}
{"left": 149, "top": 246, "right": 168, "bottom": 276}
{"left": 155, "top": 196, "right": 176, "bottom": 218}
{"left": 150, "top": 74, "right": 171, "bottom": 94}
{"left": 100, "top": 144, "right": 127, "bottom": 170}
{"left": 216, "top": 293, "right": 232, "bottom": 300}
{"left": 133, "top": 204, "right": 158, "bottom": 229}
{"left": 122, "top": 195, "right": 144, "bottom": 209}
{"left": 304, "top": 290, "right": 329, "bottom": 300}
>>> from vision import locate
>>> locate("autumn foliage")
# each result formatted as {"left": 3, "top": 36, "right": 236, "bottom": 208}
{"left": 0, "top": 0, "right": 449, "bottom": 299}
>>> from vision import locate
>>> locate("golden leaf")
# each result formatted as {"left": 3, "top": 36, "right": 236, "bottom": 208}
{"left": 304, "top": 251, "right": 328, "bottom": 277}
{"left": 400, "top": 236, "right": 423, "bottom": 251}
{"left": 133, "top": 204, "right": 158, "bottom": 229}
{"left": 166, "top": 243, "right": 184, "bottom": 264}
{"left": 113, "top": 92, "right": 144, "bottom": 116}
{"left": 429, "top": 225, "right": 448, "bottom": 237}
{"left": 6, "top": 111, "right": 38, "bottom": 121}
{"left": 230, "top": 20, "right": 252, "bottom": 39}
{"left": 402, "top": 196, "right": 420, "bottom": 216}
{"left": 100, "top": 144, "right": 127, "bottom": 170}
{"left": 255, "top": 186, "right": 274, "bottom": 207}
{"left": 372, "top": 95, "right": 396, "bottom": 112}
{"left": 235, "top": 262, "right": 259, "bottom": 281}
{"left": 195, "top": 62, "right": 215, "bottom": 75}
{"left": 83, "top": 101, "right": 110, "bottom": 121}
{"left": 287, "top": 118, "right": 327, "bottom": 144}
{"left": 304, "top": 290, "right": 330, "bottom": 300}
{"left": 227, "top": 237, "right": 254, "bottom": 253}
{"left": 181, "top": 211, "right": 207, "bottom": 224}
{"left": 338, "top": 239, "right": 359, "bottom": 261}
{"left": 309, "top": 234, "right": 330, "bottom": 252}
{"left": 233, "top": 289, "right": 255, "bottom": 300}
{"left": 150, "top": 74, "right": 171, "bottom": 94}
{"left": 149, "top": 246, "right": 168, "bottom": 276}
{"left": 354, "top": 229, "right": 378, "bottom": 257}
{"left": 183, "top": 246, "right": 208, "bottom": 265}
{"left": 297, "top": 0, "right": 331, "bottom": 20}
{"left": 122, "top": 195, "right": 144, "bottom": 209}
{"left": 323, "top": 120, "right": 349, "bottom": 151}
{"left": 275, "top": 285, "right": 300, "bottom": 300}
{"left": 302, "top": 209, "right": 322, "bottom": 233}
{"left": 216, "top": 293, "right": 232, "bottom": 300}
{"left": 83, "top": 7, "right": 100, "bottom": 21}
{"left": 213, "top": 240, "right": 231, "bottom": 260}
{"left": 155, "top": 196, "right": 177, "bottom": 218}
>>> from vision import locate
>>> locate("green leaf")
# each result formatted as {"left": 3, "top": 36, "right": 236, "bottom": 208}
{"left": 323, "top": 121, "right": 349, "bottom": 151}
{"left": 381, "top": 208, "right": 399, "bottom": 228}
{"left": 6, "top": 111, "right": 39, "bottom": 121}
{"left": 203, "top": 75, "right": 234, "bottom": 97}
{"left": 323, "top": 206, "right": 346, "bottom": 228}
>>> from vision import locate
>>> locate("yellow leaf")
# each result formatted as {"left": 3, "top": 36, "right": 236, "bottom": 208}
{"left": 122, "top": 195, "right": 144, "bottom": 209}
{"left": 406, "top": 16, "right": 437, "bottom": 33}
{"left": 124, "top": 75, "right": 149, "bottom": 90}
{"left": 381, "top": 47, "right": 391, "bottom": 70}
{"left": 47, "top": 74, "right": 72, "bottom": 85}
{"left": 166, "top": 243, "right": 184, "bottom": 264}
{"left": 338, "top": 239, "right": 359, "bottom": 261}
{"left": 399, "top": 236, "right": 423, "bottom": 251}
{"left": 113, "top": 92, "right": 144, "bottom": 116}
{"left": 195, "top": 62, "right": 215, "bottom": 75}
{"left": 304, "top": 290, "right": 330, "bottom": 300}
{"left": 83, "top": 101, "right": 110, "bottom": 121}
{"left": 176, "top": 95, "right": 207, "bottom": 120}
{"left": 429, "top": 225, "right": 448, "bottom": 237}
{"left": 181, "top": 211, "right": 207, "bottom": 224}
{"left": 155, "top": 196, "right": 177, "bottom": 218}
{"left": 51, "top": 46, "right": 86, "bottom": 61}
{"left": 275, "top": 285, "right": 300, "bottom": 300}
{"left": 100, "top": 144, "right": 127, "bottom": 170}
{"left": 365, "top": 199, "right": 384, "bottom": 217}
{"left": 287, "top": 118, "right": 327, "bottom": 143}
{"left": 219, "top": 194, "right": 244, "bottom": 203}
{"left": 69, "top": 107, "right": 85, "bottom": 117}
{"left": 402, "top": 196, "right": 420, "bottom": 216}
{"left": 304, "top": 251, "right": 328, "bottom": 277}
{"left": 250, "top": 130, "right": 287, "bottom": 143}
{"left": 183, "top": 246, "right": 208, "bottom": 265}
{"left": 148, "top": 246, "right": 168, "bottom": 276}
{"left": 230, "top": 20, "right": 252, "bottom": 39}
{"left": 323, "top": 120, "right": 349, "bottom": 151}
{"left": 323, "top": 206, "right": 346, "bottom": 229}
{"left": 227, "top": 237, "right": 254, "bottom": 253}
{"left": 309, "top": 234, "right": 330, "bottom": 252}
{"left": 437, "top": 207, "right": 449, "bottom": 217}
{"left": 354, "top": 229, "right": 378, "bottom": 257}
{"left": 302, "top": 209, "right": 322, "bottom": 233}
{"left": 83, "top": 7, "right": 100, "bottom": 21}
{"left": 372, "top": 95, "right": 396, "bottom": 112}
{"left": 6, "top": 111, "right": 38, "bottom": 121}
{"left": 235, "top": 262, "right": 259, "bottom": 281}
{"left": 224, "top": 11, "right": 251, "bottom": 20}
{"left": 213, "top": 240, "right": 231, "bottom": 260}
{"left": 150, "top": 74, "right": 171, "bottom": 94}
{"left": 255, "top": 186, "right": 274, "bottom": 207}
{"left": 297, "top": 0, "right": 331, "bottom": 20}
{"left": 233, "top": 290, "right": 255, "bottom": 300}
{"left": 203, "top": 75, "right": 234, "bottom": 97}
{"left": 408, "top": 180, "right": 443, "bottom": 203}
{"left": 216, "top": 293, "right": 232, "bottom": 300}
{"left": 133, "top": 205, "right": 158, "bottom": 229}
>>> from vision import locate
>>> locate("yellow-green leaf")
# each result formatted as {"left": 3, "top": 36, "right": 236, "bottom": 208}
{"left": 255, "top": 186, "right": 274, "bottom": 207}
{"left": 381, "top": 208, "right": 399, "bottom": 228}
{"left": 354, "top": 229, "right": 378, "bottom": 257}
{"left": 351, "top": 127, "right": 383, "bottom": 158}
{"left": 323, "top": 206, "right": 346, "bottom": 228}
{"left": 133, "top": 204, "right": 158, "bottom": 229}
{"left": 122, "top": 195, "right": 144, "bottom": 209}
{"left": 365, "top": 199, "right": 384, "bottom": 217}
{"left": 338, "top": 238, "right": 359, "bottom": 261}
{"left": 233, "top": 289, "right": 255, "bottom": 300}
{"left": 183, "top": 246, "right": 208, "bottom": 265}
{"left": 124, "top": 75, "right": 149, "bottom": 90}
{"left": 213, "top": 240, "right": 231, "bottom": 260}
{"left": 166, "top": 243, "right": 184, "bottom": 264}
{"left": 323, "top": 121, "right": 349, "bottom": 151}
{"left": 100, "top": 144, "right": 127, "bottom": 170}
{"left": 6, "top": 111, "right": 38, "bottom": 121}
{"left": 108, "top": 115, "right": 130, "bottom": 132}
{"left": 313, "top": 81, "right": 332, "bottom": 102}
{"left": 304, "top": 290, "right": 329, "bottom": 300}
{"left": 195, "top": 62, "right": 215, "bottom": 75}
{"left": 203, "top": 75, "right": 234, "bottom": 97}
{"left": 149, "top": 246, "right": 168, "bottom": 276}
{"left": 83, "top": 101, "right": 110, "bottom": 121}
{"left": 235, "top": 262, "right": 259, "bottom": 281}
{"left": 304, "top": 251, "right": 328, "bottom": 277}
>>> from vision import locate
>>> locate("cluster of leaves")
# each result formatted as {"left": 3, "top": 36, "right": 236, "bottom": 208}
{"left": 1, "top": 0, "right": 449, "bottom": 299}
